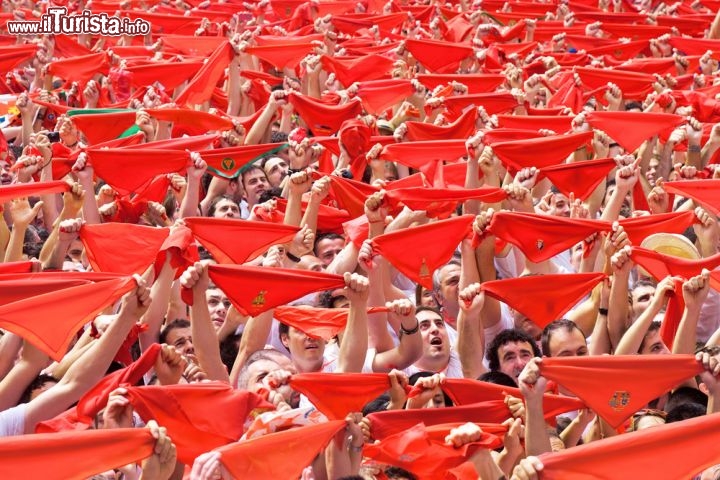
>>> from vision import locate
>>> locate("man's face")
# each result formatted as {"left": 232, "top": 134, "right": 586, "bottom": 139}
{"left": 263, "top": 157, "right": 288, "bottom": 188}
{"left": 548, "top": 193, "right": 570, "bottom": 217}
{"left": 316, "top": 237, "right": 344, "bottom": 266}
{"left": 165, "top": 327, "right": 194, "bottom": 356}
{"left": 438, "top": 264, "right": 460, "bottom": 303}
{"left": 631, "top": 285, "right": 656, "bottom": 319}
{"left": 512, "top": 309, "right": 543, "bottom": 340}
{"left": 298, "top": 255, "right": 324, "bottom": 272}
{"left": 245, "top": 358, "right": 300, "bottom": 407}
{"left": 206, "top": 288, "right": 230, "bottom": 329}
{"left": 282, "top": 326, "right": 326, "bottom": 371}
{"left": 640, "top": 328, "right": 671, "bottom": 355}
{"left": 548, "top": 327, "right": 588, "bottom": 357}
{"left": 417, "top": 310, "right": 450, "bottom": 364}
{"left": 646, "top": 157, "right": 660, "bottom": 186}
{"left": 242, "top": 169, "right": 270, "bottom": 207}
{"left": 0, "top": 159, "right": 13, "bottom": 185}
{"left": 212, "top": 198, "right": 240, "bottom": 219}
{"left": 496, "top": 340, "right": 535, "bottom": 382}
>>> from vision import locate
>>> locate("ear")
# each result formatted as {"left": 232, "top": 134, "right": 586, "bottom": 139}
{"left": 699, "top": 382, "right": 710, "bottom": 396}
{"left": 280, "top": 332, "right": 290, "bottom": 350}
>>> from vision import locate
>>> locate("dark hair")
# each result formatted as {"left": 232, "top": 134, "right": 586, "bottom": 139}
{"left": 362, "top": 393, "right": 391, "bottom": 416}
{"left": 487, "top": 328, "right": 541, "bottom": 371}
{"left": 478, "top": 370, "right": 517, "bottom": 387}
{"left": 385, "top": 467, "right": 417, "bottom": 480}
{"left": 313, "top": 232, "right": 344, "bottom": 256}
{"left": 541, "top": 319, "right": 583, "bottom": 357}
{"left": 18, "top": 373, "right": 58, "bottom": 405}
{"left": 258, "top": 186, "right": 283, "bottom": 204}
{"left": 638, "top": 321, "right": 662, "bottom": 353}
{"left": 159, "top": 318, "right": 191, "bottom": 345}
{"left": 240, "top": 164, "right": 267, "bottom": 185}
{"left": 408, "top": 371, "right": 453, "bottom": 407}
{"left": 220, "top": 333, "right": 241, "bottom": 373}
{"left": 415, "top": 305, "right": 442, "bottom": 319}
{"left": 665, "top": 403, "right": 706, "bottom": 424}
{"left": 207, "top": 194, "right": 237, "bottom": 218}
{"left": 624, "top": 101, "right": 643, "bottom": 111}
{"left": 665, "top": 386, "right": 708, "bottom": 412}
{"left": 270, "top": 131, "right": 289, "bottom": 143}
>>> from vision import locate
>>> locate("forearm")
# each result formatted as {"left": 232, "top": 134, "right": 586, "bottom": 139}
{"left": 283, "top": 190, "right": 303, "bottom": 227}
{"left": 4, "top": 224, "right": 27, "bottom": 262}
{"left": 39, "top": 166, "right": 58, "bottom": 231}
{"left": 79, "top": 177, "right": 101, "bottom": 225}
{"left": 589, "top": 312, "right": 611, "bottom": 355}
{"left": 138, "top": 260, "right": 175, "bottom": 351}
{"left": 325, "top": 243, "right": 359, "bottom": 276}
{"left": 600, "top": 187, "right": 630, "bottom": 222}
{"left": 190, "top": 290, "right": 230, "bottom": 383}
{"left": 457, "top": 308, "right": 486, "bottom": 379}
{"left": 0, "top": 211, "right": 10, "bottom": 260}
{"left": 525, "top": 401, "right": 552, "bottom": 456}
{"left": 0, "top": 332, "right": 21, "bottom": 380}
{"left": 300, "top": 197, "right": 321, "bottom": 233}
{"left": 179, "top": 176, "right": 201, "bottom": 219}
{"left": 230, "top": 309, "right": 274, "bottom": 388}
{"left": 244, "top": 104, "right": 276, "bottom": 146}
{"left": 560, "top": 416, "right": 590, "bottom": 448}
{"left": 227, "top": 59, "right": 241, "bottom": 116}
{"left": 42, "top": 237, "right": 71, "bottom": 271}
{"left": 607, "top": 273, "right": 630, "bottom": 348}
{"left": 469, "top": 450, "right": 506, "bottom": 480}
{"left": 672, "top": 306, "right": 701, "bottom": 354}
{"left": 615, "top": 302, "right": 662, "bottom": 354}
{"left": 337, "top": 300, "right": 368, "bottom": 373}
{"left": 701, "top": 141, "right": 720, "bottom": 168}
{"left": 366, "top": 269, "right": 393, "bottom": 352}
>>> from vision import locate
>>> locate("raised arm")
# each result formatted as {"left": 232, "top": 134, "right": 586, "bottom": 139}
{"left": 456, "top": 283, "right": 488, "bottom": 379}
{"left": 336, "top": 273, "right": 369, "bottom": 373}
{"left": 673, "top": 270, "right": 711, "bottom": 355}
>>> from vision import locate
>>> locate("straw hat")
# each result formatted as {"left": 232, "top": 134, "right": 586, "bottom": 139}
{"left": 640, "top": 233, "right": 700, "bottom": 260}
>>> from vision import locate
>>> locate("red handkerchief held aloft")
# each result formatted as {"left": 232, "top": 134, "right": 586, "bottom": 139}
{"left": 289, "top": 372, "right": 398, "bottom": 420}
{"left": 183, "top": 217, "right": 299, "bottom": 264}
{"left": 480, "top": 273, "right": 606, "bottom": 329}
{"left": 371, "top": 215, "right": 475, "bottom": 289}
{"left": 124, "top": 382, "right": 274, "bottom": 465}
{"left": 182, "top": 264, "right": 347, "bottom": 316}
{"left": 80, "top": 224, "right": 170, "bottom": 275}
{"left": 0, "top": 428, "right": 155, "bottom": 480}
{"left": 585, "top": 111, "right": 685, "bottom": 153}
{"left": 0, "top": 276, "right": 136, "bottom": 361}
{"left": 539, "top": 354, "right": 703, "bottom": 428}
{"left": 218, "top": 420, "right": 347, "bottom": 480}
{"left": 539, "top": 411, "right": 720, "bottom": 480}
{"left": 489, "top": 131, "right": 594, "bottom": 172}
{"left": 662, "top": 179, "right": 720, "bottom": 216}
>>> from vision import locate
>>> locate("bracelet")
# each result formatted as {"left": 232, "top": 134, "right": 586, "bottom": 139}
{"left": 350, "top": 443, "right": 364, "bottom": 452}
{"left": 598, "top": 308, "right": 608, "bottom": 316}
{"left": 286, "top": 251, "right": 301, "bottom": 263}
{"left": 688, "top": 144, "right": 701, "bottom": 153}
{"left": 400, "top": 320, "right": 420, "bottom": 337}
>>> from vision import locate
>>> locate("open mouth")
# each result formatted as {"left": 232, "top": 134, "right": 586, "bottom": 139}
{"left": 430, "top": 337, "right": 442, "bottom": 346}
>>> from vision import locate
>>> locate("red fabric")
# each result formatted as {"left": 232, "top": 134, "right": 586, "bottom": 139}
{"left": 69, "top": 111, "right": 136, "bottom": 144}
{"left": 368, "top": 402, "right": 516, "bottom": 440}
{"left": 343, "top": 214, "right": 370, "bottom": 248}
{"left": 371, "top": 215, "right": 475, "bottom": 289}
{"left": 480, "top": 273, "right": 606, "bottom": 328}
{"left": 547, "top": 74, "right": 585, "bottom": 113}
{"left": 124, "top": 382, "right": 274, "bottom": 464}
{"left": 0, "top": 276, "right": 135, "bottom": 361}
{"left": 143, "top": 108, "right": 233, "bottom": 136}
{"left": 618, "top": 211, "right": 698, "bottom": 246}
{"left": 182, "top": 264, "right": 346, "bottom": 316}
{"left": 0, "top": 275, "right": 119, "bottom": 306}
{"left": 355, "top": 79, "right": 413, "bottom": 115}
{"left": 0, "top": 260, "right": 35, "bottom": 274}
{"left": 0, "top": 181, "right": 70, "bottom": 204}
{"left": 80, "top": 224, "right": 170, "bottom": 275}
{"left": 662, "top": 179, "right": 720, "bottom": 215}
{"left": 434, "top": 378, "right": 586, "bottom": 417}
{"left": 274, "top": 198, "right": 352, "bottom": 234}
{"left": 574, "top": 67, "right": 655, "bottom": 100}
{"left": 201, "top": 143, "right": 286, "bottom": 179}
{"left": 289, "top": 373, "right": 399, "bottom": 419}
{"left": 442, "top": 93, "right": 518, "bottom": 117}
{"left": 539, "top": 158, "right": 617, "bottom": 200}
{"left": 539, "top": 355, "right": 703, "bottom": 428}
{"left": 183, "top": 217, "right": 299, "bottom": 264}
{"left": 245, "top": 43, "right": 316, "bottom": 69}
{"left": 320, "top": 54, "right": 395, "bottom": 87}
{"left": 288, "top": 93, "right": 364, "bottom": 136}
{"left": 175, "top": 41, "right": 234, "bottom": 106}
{"left": 363, "top": 422, "right": 501, "bottom": 479}
{"left": 87, "top": 148, "right": 189, "bottom": 195}
{"left": 48, "top": 52, "right": 110, "bottom": 86}
{"left": 0, "top": 428, "right": 155, "bottom": 479}
{"left": 484, "top": 211, "right": 605, "bottom": 263}
{"left": 0, "top": 44, "right": 37, "bottom": 76}
{"left": 339, "top": 119, "right": 373, "bottom": 182}
{"left": 383, "top": 187, "right": 507, "bottom": 219}
{"left": 162, "top": 34, "right": 228, "bottom": 56}
{"left": 539, "top": 411, "right": 720, "bottom": 479}
{"left": 380, "top": 140, "right": 469, "bottom": 184}
{"left": 274, "top": 306, "right": 349, "bottom": 340}
{"left": 153, "top": 224, "right": 199, "bottom": 280}
{"left": 405, "top": 38, "right": 473, "bottom": 73}
{"left": 659, "top": 279, "right": 685, "bottom": 351}
{"left": 326, "top": 175, "right": 380, "bottom": 218}
{"left": 405, "top": 107, "right": 478, "bottom": 141}
{"left": 416, "top": 74, "right": 505, "bottom": 94}
{"left": 495, "top": 115, "right": 573, "bottom": 134}
{"left": 489, "top": 131, "right": 594, "bottom": 172}
{"left": 585, "top": 111, "right": 685, "bottom": 153}
{"left": 218, "top": 420, "right": 347, "bottom": 480}
{"left": 630, "top": 247, "right": 720, "bottom": 281}
{"left": 126, "top": 61, "right": 204, "bottom": 91}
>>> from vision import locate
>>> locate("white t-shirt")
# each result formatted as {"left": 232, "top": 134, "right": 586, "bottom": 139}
{"left": 0, "top": 403, "right": 26, "bottom": 437}
{"left": 404, "top": 350, "right": 464, "bottom": 378}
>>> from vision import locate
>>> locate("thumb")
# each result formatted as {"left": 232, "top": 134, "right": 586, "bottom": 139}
{"left": 31, "top": 201, "right": 44, "bottom": 214}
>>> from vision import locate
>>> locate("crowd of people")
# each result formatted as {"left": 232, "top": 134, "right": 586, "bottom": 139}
{"left": 1, "top": 0, "right": 720, "bottom": 478}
